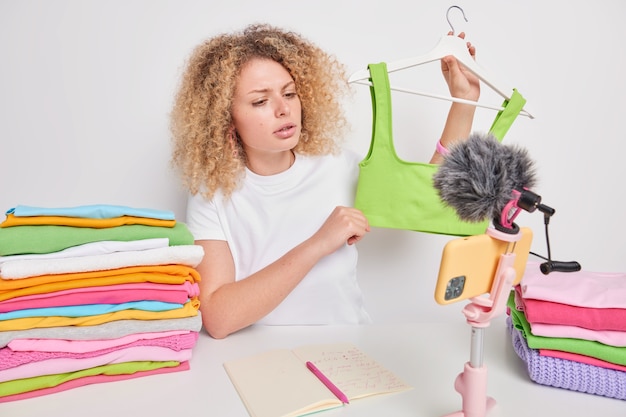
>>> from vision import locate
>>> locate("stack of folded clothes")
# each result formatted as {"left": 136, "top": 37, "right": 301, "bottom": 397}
{"left": 0, "top": 204, "right": 204, "bottom": 402}
{"left": 507, "top": 261, "right": 626, "bottom": 401}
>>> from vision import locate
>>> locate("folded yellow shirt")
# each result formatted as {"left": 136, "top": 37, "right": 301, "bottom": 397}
{"left": 0, "top": 213, "right": 176, "bottom": 228}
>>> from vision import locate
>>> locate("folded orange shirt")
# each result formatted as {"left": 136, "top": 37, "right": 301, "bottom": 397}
{"left": 0, "top": 264, "right": 201, "bottom": 302}
{"left": 0, "top": 214, "right": 176, "bottom": 228}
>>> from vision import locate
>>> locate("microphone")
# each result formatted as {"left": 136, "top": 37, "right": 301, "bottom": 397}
{"left": 433, "top": 133, "right": 581, "bottom": 274}
{"left": 433, "top": 133, "right": 544, "bottom": 232}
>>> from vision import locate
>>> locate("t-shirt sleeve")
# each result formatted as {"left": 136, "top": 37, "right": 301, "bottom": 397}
{"left": 185, "top": 192, "right": 227, "bottom": 241}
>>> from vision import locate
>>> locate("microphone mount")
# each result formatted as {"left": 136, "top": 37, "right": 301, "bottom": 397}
{"left": 496, "top": 188, "right": 580, "bottom": 274}
{"left": 496, "top": 188, "right": 554, "bottom": 233}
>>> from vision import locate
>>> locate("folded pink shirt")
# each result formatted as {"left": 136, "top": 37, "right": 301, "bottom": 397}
{"left": 0, "top": 281, "right": 199, "bottom": 313}
{"left": 515, "top": 285, "right": 626, "bottom": 331}
{"left": 529, "top": 322, "right": 626, "bottom": 347}
{"left": 520, "top": 262, "right": 626, "bottom": 308}
{"left": 1, "top": 331, "right": 198, "bottom": 371}
{"left": 0, "top": 346, "right": 194, "bottom": 382}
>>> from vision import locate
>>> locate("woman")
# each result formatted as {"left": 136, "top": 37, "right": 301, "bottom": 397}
{"left": 170, "top": 24, "right": 479, "bottom": 338}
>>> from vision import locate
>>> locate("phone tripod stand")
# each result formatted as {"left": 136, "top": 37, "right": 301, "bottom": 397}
{"left": 441, "top": 225, "right": 522, "bottom": 417}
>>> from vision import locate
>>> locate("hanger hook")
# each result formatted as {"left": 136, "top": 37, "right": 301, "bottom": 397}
{"left": 446, "top": 5, "right": 468, "bottom": 34}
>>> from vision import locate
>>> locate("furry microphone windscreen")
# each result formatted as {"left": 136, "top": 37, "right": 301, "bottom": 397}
{"left": 432, "top": 133, "right": 538, "bottom": 223}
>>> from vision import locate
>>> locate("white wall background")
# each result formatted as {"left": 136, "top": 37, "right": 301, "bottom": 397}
{"left": 1, "top": 0, "right": 625, "bottom": 324}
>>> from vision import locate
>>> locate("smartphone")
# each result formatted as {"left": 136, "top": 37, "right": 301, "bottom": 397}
{"left": 434, "top": 227, "right": 533, "bottom": 305}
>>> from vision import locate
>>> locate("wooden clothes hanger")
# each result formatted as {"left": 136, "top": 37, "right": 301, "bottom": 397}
{"left": 347, "top": 6, "right": 534, "bottom": 119}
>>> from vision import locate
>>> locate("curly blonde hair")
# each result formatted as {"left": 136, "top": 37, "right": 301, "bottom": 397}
{"left": 170, "top": 23, "right": 351, "bottom": 199}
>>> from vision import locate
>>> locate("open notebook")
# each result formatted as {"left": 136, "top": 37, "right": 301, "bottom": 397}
{"left": 224, "top": 342, "right": 412, "bottom": 417}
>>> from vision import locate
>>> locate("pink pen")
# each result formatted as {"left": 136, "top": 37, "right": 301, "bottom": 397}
{"left": 305, "top": 361, "right": 350, "bottom": 404}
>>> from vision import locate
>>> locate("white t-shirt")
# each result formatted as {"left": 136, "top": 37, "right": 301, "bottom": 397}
{"left": 186, "top": 150, "right": 371, "bottom": 325}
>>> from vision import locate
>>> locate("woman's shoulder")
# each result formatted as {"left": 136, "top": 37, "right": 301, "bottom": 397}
{"left": 295, "top": 149, "right": 360, "bottom": 186}
{"left": 339, "top": 147, "right": 362, "bottom": 165}
{"left": 299, "top": 148, "right": 361, "bottom": 166}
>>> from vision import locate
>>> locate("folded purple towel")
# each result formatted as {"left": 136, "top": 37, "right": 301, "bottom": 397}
{"left": 506, "top": 317, "right": 626, "bottom": 401}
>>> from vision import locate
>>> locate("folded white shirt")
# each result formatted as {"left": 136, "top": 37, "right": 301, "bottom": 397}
{"left": 0, "top": 238, "right": 169, "bottom": 265}
{"left": 0, "top": 244, "right": 204, "bottom": 279}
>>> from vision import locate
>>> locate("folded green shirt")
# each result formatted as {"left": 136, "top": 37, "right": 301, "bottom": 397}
{"left": 0, "top": 360, "right": 180, "bottom": 396}
{"left": 0, "top": 222, "right": 194, "bottom": 256}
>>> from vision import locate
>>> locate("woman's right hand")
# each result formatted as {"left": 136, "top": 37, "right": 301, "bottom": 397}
{"left": 310, "top": 206, "right": 370, "bottom": 256}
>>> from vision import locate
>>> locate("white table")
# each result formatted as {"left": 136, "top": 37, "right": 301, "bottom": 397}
{"left": 1, "top": 316, "right": 624, "bottom": 417}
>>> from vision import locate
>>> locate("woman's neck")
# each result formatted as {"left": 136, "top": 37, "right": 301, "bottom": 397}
{"left": 245, "top": 150, "right": 295, "bottom": 176}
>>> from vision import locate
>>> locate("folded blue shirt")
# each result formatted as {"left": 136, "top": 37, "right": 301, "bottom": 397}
{"left": 0, "top": 300, "right": 186, "bottom": 321}
{"left": 6, "top": 204, "right": 175, "bottom": 220}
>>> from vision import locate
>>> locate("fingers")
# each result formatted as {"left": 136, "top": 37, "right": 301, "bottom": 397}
{"left": 457, "top": 32, "right": 476, "bottom": 58}
{"left": 441, "top": 55, "right": 459, "bottom": 73}
{"left": 347, "top": 225, "right": 369, "bottom": 245}
{"left": 466, "top": 41, "right": 476, "bottom": 59}
{"left": 347, "top": 235, "right": 362, "bottom": 245}
{"left": 446, "top": 31, "right": 476, "bottom": 58}
{"left": 334, "top": 206, "right": 369, "bottom": 245}
{"left": 342, "top": 207, "right": 369, "bottom": 233}
{"left": 315, "top": 206, "right": 370, "bottom": 253}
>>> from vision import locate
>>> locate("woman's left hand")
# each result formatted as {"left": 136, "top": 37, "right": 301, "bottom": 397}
{"left": 441, "top": 31, "right": 480, "bottom": 102}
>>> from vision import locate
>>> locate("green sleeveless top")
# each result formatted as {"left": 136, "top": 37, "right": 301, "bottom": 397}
{"left": 354, "top": 62, "right": 527, "bottom": 236}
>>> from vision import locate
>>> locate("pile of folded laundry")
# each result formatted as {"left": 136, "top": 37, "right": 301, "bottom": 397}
{"left": 0, "top": 204, "right": 204, "bottom": 402}
{"left": 507, "top": 261, "right": 626, "bottom": 401}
